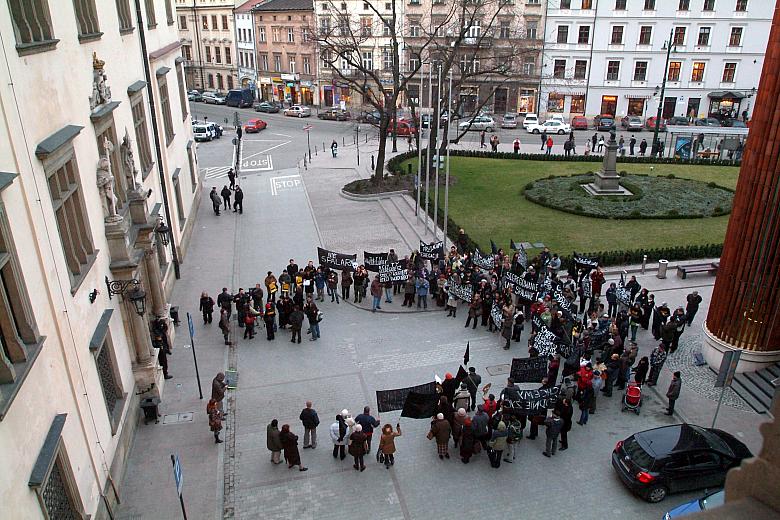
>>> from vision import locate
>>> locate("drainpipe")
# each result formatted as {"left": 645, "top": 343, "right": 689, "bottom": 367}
{"left": 134, "top": 0, "right": 181, "bottom": 279}
{"left": 193, "top": 0, "right": 206, "bottom": 88}
{"left": 583, "top": 0, "right": 598, "bottom": 116}
{"left": 536, "top": 0, "right": 549, "bottom": 115}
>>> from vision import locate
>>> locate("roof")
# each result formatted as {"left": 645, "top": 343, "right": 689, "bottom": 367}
{"left": 250, "top": 0, "right": 313, "bottom": 12}
{"left": 708, "top": 90, "right": 747, "bottom": 99}
{"left": 636, "top": 424, "right": 722, "bottom": 457}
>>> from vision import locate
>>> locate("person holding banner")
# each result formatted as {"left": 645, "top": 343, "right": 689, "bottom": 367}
{"left": 378, "top": 423, "right": 401, "bottom": 469}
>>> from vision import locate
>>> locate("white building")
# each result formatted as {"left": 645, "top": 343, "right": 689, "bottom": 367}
{"left": 235, "top": 0, "right": 259, "bottom": 93}
{"left": 0, "top": 0, "right": 199, "bottom": 518}
{"left": 539, "top": 0, "right": 770, "bottom": 120}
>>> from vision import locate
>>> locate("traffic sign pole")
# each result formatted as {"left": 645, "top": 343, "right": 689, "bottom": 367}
{"left": 303, "top": 125, "right": 312, "bottom": 160}
{"left": 186, "top": 313, "right": 203, "bottom": 399}
{"left": 171, "top": 454, "right": 187, "bottom": 520}
{"left": 712, "top": 349, "right": 741, "bottom": 428}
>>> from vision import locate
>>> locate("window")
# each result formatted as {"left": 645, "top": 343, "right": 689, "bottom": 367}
{"left": 697, "top": 27, "right": 711, "bottom": 46}
{"left": 145, "top": 0, "right": 156, "bottom": 27}
{"left": 175, "top": 64, "right": 188, "bottom": 120}
{"left": 691, "top": 61, "right": 705, "bottom": 82}
{"left": 274, "top": 54, "right": 282, "bottom": 71}
{"left": 574, "top": 59, "right": 587, "bottom": 79}
{"left": 319, "top": 17, "right": 330, "bottom": 33}
{"left": 211, "top": 15, "right": 218, "bottom": 30}
{"left": 117, "top": 0, "right": 134, "bottom": 32}
{"left": 187, "top": 143, "right": 197, "bottom": 192}
{"left": 735, "top": 0, "right": 747, "bottom": 11}
{"left": 202, "top": 15, "right": 208, "bottom": 30}
{"left": 207, "top": 73, "right": 214, "bottom": 88}
{"left": 225, "top": 47, "right": 231, "bottom": 65}
{"left": 703, "top": 0, "right": 715, "bottom": 10}
{"left": 615, "top": 0, "right": 626, "bottom": 8}
{"left": 522, "top": 61, "right": 534, "bottom": 75}
{"left": 302, "top": 27, "right": 309, "bottom": 42}
{"left": 227, "top": 76, "right": 233, "bottom": 90}
{"left": 581, "top": 0, "right": 592, "bottom": 8}
{"left": 409, "top": 23, "right": 420, "bottom": 37}
{"left": 606, "top": 60, "right": 620, "bottom": 80}
{"left": 259, "top": 26, "right": 266, "bottom": 41}
{"left": 178, "top": 14, "right": 187, "bottom": 30}
{"left": 339, "top": 16, "right": 349, "bottom": 36}
{"left": 722, "top": 62, "right": 736, "bottom": 82}
{"left": 94, "top": 331, "right": 123, "bottom": 420}
{"left": 673, "top": 27, "right": 686, "bottom": 46}
{"left": 644, "top": 0, "right": 655, "bottom": 9}
{"left": 639, "top": 26, "right": 652, "bottom": 45}
{"left": 611, "top": 26, "right": 624, "bottom": 45}
{"left": 360, "top": 17, "right": 372, "bottom": 36}
{"left": 45, "top": 150, "right": 95, "bottom": 286}
{"left": 8, "top": 0, "right": 55, "bottom": 50}
{"left": 288, "top": 27, "right": 295, "bottom": 42}
{"left": 260, "top": 53, "right": 269, "bottom": 70}
{"left": 633, "top": 61, "right": 647, "bottom": 81}
{"left": 289, "top": 55, "right": 296, "bottom": 73}
{"left": 222, "top": 14, "right": 228, "bottom": 30}
{"left": 73, "top": 0, "right": 100, "bottom": 39}
{"left": 362, "top": 51, "right": 373, "bottom": 70}
{"left": 557, "top": 26, "right": 568, "bottom": 44}
{"left": 35, "top": 449, "right": 83, "bottom": 518}
{"left": 553, "top": 59, "right": 566, "bottom": 78}
{"left": 578, "top": 26, "right": 590, "bottom": 44}
{"left": 130, "top": 96, "right": 153, "bottom": 174}
{"left": 382, "top": 48, "right": 392, "bottom": 70}
{"left": 182, "top": 45, "right": 191, "bottom": 60}
{"left": 678, "top": 0, "right": 689, "bottom": 10}
{"left": 272, "top": 27, "right": 280, "bottom": 42}
{"left": 500, "top": 21, "right": 510, "bottom": 39}
{"left": 205, "top": 46, "right": 211, "bottom": 62}
{"left": 408, "top": 54, "right": 419, "bottom": 71}
{"left": 165, "top": 0, "right": 173, "bottom": 25}
{"left": 172, "top": 170, "right": 185, "bottom": 227}
{"left": 547, "top": 93, "right": 564, "bottom": 112}
{"left": 159, "top": 77, "right": 174, "bottom": 145}
{"left": 729, "top": 27, "right": 743, "bottom": 46}
{"left": 216, "top": 73, "right": 223, "bottom": 90}
{"left": 526, "top": 21, "right": 538, "bottom": 39}
{"left": 303, "top": 56, "right": 311, "bottom": 74}
{"left": 668, "top": 61, "right": 681, "bottom": 81}
{"left": 215, "top": 46, "right": 221, "bottom": 64}
{"left": 560, "top": 0, "right": 571, "bottom": 8}
{"left": 467, "top": 21, "right": 480, "bottom": 38}
{"left": 571, "top": 95, "right": 585, "bottom": 113}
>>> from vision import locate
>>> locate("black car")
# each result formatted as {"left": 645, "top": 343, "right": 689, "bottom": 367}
{"left": 612, "top": 424, "right": 752, "bottom": 503}
{"left": 695, "top": 117, "right": 722, "bottom": 127}
{"left": 254, "top": 101, "right": 280, "bottom": 113}
{"left": 722, "top": 118, "right": 747, "bottom": 128}
{"left": 596, "top": 117, "right": 615, "bottom": 131}
{"left": 668, "top": 116, "right": 690, "bottom": 126}
{"left": 358, "top": 110, "right": 381, "bottom": 124}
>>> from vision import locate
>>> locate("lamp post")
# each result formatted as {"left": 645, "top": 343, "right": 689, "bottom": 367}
{"left": 105, "top": 276, "right": 147, "bottom": 316}
{"left": 155, "top": 217, "right": 170, "bottom": 247}
{"left": 652, "top": 29, "right": 675, "bottom": 158}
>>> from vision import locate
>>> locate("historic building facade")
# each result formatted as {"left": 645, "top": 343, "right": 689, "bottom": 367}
{"left": 0, "top": 0, "right": 198, "bottom": 517}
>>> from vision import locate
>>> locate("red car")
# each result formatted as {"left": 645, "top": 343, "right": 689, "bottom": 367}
{"left": 244, "top": 118, "right": 267, "bottom": 133}
{"left": 645, "top": 116, "right": 667, "bottom": 132}
{"left": 571, "top": 116, "right": 589, "bottom": 130}
{"left": 387, "top": 121, "right": 417, "bottom": 136}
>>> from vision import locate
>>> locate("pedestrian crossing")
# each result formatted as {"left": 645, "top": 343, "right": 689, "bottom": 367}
{"left": 203, "top": 166, "right": 232, "bottom": 180}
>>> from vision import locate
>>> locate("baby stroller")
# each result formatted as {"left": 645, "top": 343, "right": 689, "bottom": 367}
{"left": 622, "top": 382, "right": 642, "bottom": 414}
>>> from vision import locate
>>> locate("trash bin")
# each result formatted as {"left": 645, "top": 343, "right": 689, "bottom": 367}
{"left": 657, "top": 259, "right": 669, "bottom": 279}
{"left": 170, "top": 306, "right": 180, "bottom": 326}
{"left": 140, "top": 397, "right": 161, "bottom": 425}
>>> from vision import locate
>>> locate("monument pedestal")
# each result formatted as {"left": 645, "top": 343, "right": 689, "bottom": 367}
{"left": 581, "top": 132, "right": 633, "bottom": 196}
{"left": 701, "top": 321, "right": 780, "bottom": 373}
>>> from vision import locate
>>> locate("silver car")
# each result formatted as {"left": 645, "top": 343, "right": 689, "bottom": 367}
{"left": 202, "top": 91, "right": 226, "bottom": 105}
{"left": 283, "top": 105, "right": 312, "bottom": 117}
{"left": 501, "top": 114, "right": 518, "bottom": 129}
{"left": 458, "top": 115, "right": 495, "bottom": 132}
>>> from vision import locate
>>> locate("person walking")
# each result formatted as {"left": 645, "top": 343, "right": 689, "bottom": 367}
{"left": 199, "top": 292, "right": 215, "bottom": 324}
{"left": 576, "top": 384, "right": 594, "bottom": 425}
{"left": 430, "top": 413, "right": 452, "bottom": 459}
{"left": 415, "top": 275, "right": 429, "bottom": 309}
{"left": 355, "top": 406, "right": 380, "bottom": 453}
{"left": 629, "top": 135, "right": 636, "bottom": 155}
{"left": 666, "top": 371, "right": 682, "bottom": 415}
{"left": 299, "top": 401, "right": 320, "bottom": 449}
{"left": 279, "top": 424, "right": 308, "bottom": 471}
{"left": 289, "top": 305, "right": 304, "bottom": 343}
{"left": 542, "top": 410, "right": 563, "bottom": 457}
{"left": 465, "top": 293, "right": 482, "bottom": 329}
{"left": 207, "top": 398, "right": 224, "bottom": 443}
{"left": 488, "top": 421, "right": 508, "bottom": 468}
{"left": 218, "top": 308, "right": 230, "bottom": 345}
{"left": 480, "top": 130, "right": 487, "bottom": 148}
{"left": 348, "top": 424, "right": 368, "bottom": 471}
{"left": 370, "top": 275, "right": 382, "bottom": 312}
{"left": 243, "top": 306, "right": 257, "bottom": 339}
{"left": 402, "top": 276, "right": 416, "bottom": 307}
{"left": 633, "top": 356, "right": 649, "bottom": 385}
{"left": 227, "top": 168, "right": 236, "bottom": 190}
{"left": 556, "top": 398, "right": 573, "bottom": 450}
{"left": 647, "top": 343, "right": 667, "bottom": 386}
{"left": 513, "top": 138, "right": 520, "bottom": 154}
{"left": 639, "top": 138, "right": 648, "bottom": 156}
{"left": 545, "top": 136, "right": 553, "bottom": 155}
{"left": 209, "top": 187, "right": 221, "bottom": 215}
{"left": 331, "top": 139, "right": 338, "bottom": 157}
{"left": 220, "top": 185, "right": 232, "bottom": 210}
{"left": 330, "top": 414, "right": 349, "bottom": 460}
{"left": 262, "top": 302, "right": 275, "bottom": 340}
{"left": 378, "top": 423, "right": 402, "bottom": 469}
{"left": 267, "top": 419, "right": 284, "bottom": 463}
{"left": 217, "top": 287, "right": 233, "bottom": 320}
{"left": 540, "top": 130, "right": 547, "bottom": 151}
{"left": 597, "top": 135, "right": 605, "bottom": 153}
{"left": 685, "top": 291, "right": 703, "bottom": 326}
{"left": 233, "top": 186, "right": 244, "bottom": 214}
{"left": 464, "top": 367, "right": 482, "bottom": 411}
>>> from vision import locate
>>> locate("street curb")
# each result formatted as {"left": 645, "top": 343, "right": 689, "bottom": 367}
{"left": 340, "top": 296, "right": 446, "bottom": 314}
{"left": 644, "top": 379, "right": 690, "bottom": 424}
{"left": 339, "top": 188, "right": 411, "bottom": 201}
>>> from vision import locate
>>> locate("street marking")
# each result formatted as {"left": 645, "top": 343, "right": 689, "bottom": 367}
{"left": 270, "top": 132, "right": 292, "bottom": 137}
{"left": 241, "top": 140, "right": 291, "bottom": 162}
{"left": 270, "top": 174, "right": 302, "bottom": 196}
{"left": 241, "top": 155, "right": 273, "bottom": 172}
{"left": 204, "top": 166, "right": 232, "bottom": 179}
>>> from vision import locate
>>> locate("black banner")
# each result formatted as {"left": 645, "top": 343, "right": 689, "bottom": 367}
{"left": 502, "top": 387, "right": 560, "bottom": 415}
{"left": 580, "top": 278, "right": 592, "bottom": 299}
{"left": 510, "top": 357, "right": 548, "bottom": 383}
{"left": 376, "top": 381, "right": 437, "bottom": 413}
{"left": 532, "top": 324, "right": 559, "bottom": 357}
{"left": 472, "top": 249, "right": 494, "bottom": 270}
{"left": 317, "top": 247, "right": 357, "bottom": 272}
{"left": 514, "top": 244, "right": 528, "bottom": 269}
{"left": 447, "top": 278, "right": 474, "bottom": 303}
{"left": 419, "top": 240, "right": 444, "bottom": 260}
{"left": 400, "top": 391, "right": 440, "bottom": 419}
{"left": 512, "top": 275, "right": 539, "bottom": 303}
{"left": 573, "top": 251, "right": 599, "bottom": 271}
{"left": 378, "top": 262, "right": 407, "bottom": 283}
{"left": 553, "top": 288, "right": 573, "bottom": 319}
{"left": 491, "top": 303, "right": 504, "bottom": 329}
{"left": 616, "top": 274, "right": 632, "bottom": 306}
{"left": 364, "top": 251, "right": 388, "bottom": 272}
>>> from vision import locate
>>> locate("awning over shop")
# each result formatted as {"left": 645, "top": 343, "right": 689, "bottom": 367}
{"left": 708, "top": 91, "right": 746, "bottom": 99}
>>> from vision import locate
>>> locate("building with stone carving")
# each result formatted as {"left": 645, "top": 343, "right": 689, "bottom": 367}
{"left": 0, "top": 0, "right": 198, "bottom": 518}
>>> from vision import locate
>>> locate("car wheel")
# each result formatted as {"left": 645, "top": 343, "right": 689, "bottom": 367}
{"left": 645, "top": 485, "right": 667, "bottom": 503}
{"left": 486, "top": 127, "right": 493, "bottom": 132}
{"left": 532, "top": 129, "right": 539, "bottom": 134}
{"left": 558, "top": 130, "right": 565, "bottom": 134}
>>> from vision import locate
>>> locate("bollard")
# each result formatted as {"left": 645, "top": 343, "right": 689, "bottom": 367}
{"left": 342, "top": 136, "right": 345, "bottom": 146}
{"left": 641, "top": 254, "right": 647, "bottom": 274}
{"left": 365, "top": 134, "right": 368, "bottom": 143}
{"left": 323, "top": 142, "right": 326, "bottom": 151}
{"left": 315, "top": 146, "right": 318, "bottom": 156}
{"left": 371, "top": 155, "right": 375, "bottom": 170}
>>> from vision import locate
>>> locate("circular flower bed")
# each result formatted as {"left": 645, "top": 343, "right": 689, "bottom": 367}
{"left": 523, "top": 174, "right": 733, "bottom": 219}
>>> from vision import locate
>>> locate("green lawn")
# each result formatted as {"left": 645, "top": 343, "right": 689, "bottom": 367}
{"left": 406, "top": 157, "right": 739, "bottom": 254}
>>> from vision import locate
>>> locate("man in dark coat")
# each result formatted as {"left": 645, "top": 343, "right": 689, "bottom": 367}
{"left": 464, "top": 367, "right": 482, "bottom": 411}
{"left": 233, "top": 186, "right": 244, "bottom": 213}
{"left": 289, "top": 305, "right": 304, "bottom": 343}
{"left": 209, "top": 186, "right": 221, "bottom": 215}
{"left": 299, "top": 401, "right": 320, "bottom": 449}
{"left": 217, "top": 288, "right": 233, "bottom": 320}
{"left": 220, "top": 185, "right": 231, "bottom": 210}
{"left": 685, "top": 291, "right": 703, "bottom": 326}
{"left": 227, "top": 168, "right": 236, "bottom": 190}
{"left": 665, "top": 371, "right": 682, "bottom": 415}
{"left": 354, "top": 406, "right": 380, "bottom": 453}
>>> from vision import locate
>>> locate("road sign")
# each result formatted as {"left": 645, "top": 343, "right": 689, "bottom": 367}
{"left": 187, "top": 313, "right": 195, "bottom": 339}
{"left": 715, "top": 349, "right": 742, "bottom": 388}
{"left": 172, "top": 454, "right": 183, "bottom": 496}
{"left": 303, "top": 124, "right": 313, "bottom": 131}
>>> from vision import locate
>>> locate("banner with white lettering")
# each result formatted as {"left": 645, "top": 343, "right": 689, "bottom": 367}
{"left": 364, "top": 251, "right": 388, "bottom": 272}
{"left": 511, "top": 275, "right": 539, "bottom": 303}
{"left": 511, "top": 241, "right": 528, "bottom": 269}
{"left": 616, "top": 273, "right": 632, "bottom": 306}
{"left": 378, "top": 262, "right": 407, "bottom": 283}
{"left": 472, "top": 249, "right": 494, "bottom": 270}
{"left": 580, "top": 278, "right": 592, "bottom": 299}
{"left": 510, "top": 357, "right": 548, "bottom": 383}
{"left": 419, "top": 240, "right": 444, "bottom": 260}
{"left": 447, "top": 277, "right": 474, "bottom": 303}
{"left": 532, "top": 324, "right": 559, "bottom": 357}
{"left": 573, "top": 251, "right": 599, "bottom": 272}
{"left": 317, "top": 247, "right": 357, "bottom": 272}
{"left": 502, "top": 387, "right": 560, "bottom": 415}
{"left": 491, "top": 303, "right": 504, "bottom": 329}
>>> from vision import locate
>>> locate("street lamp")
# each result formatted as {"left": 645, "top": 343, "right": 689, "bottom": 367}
{"left": 105, "top": 276, "right": 148, "bottom": 317}
{"left": 652, "top": 29, "right": 676, "bottom": 157}
{"left": 155, "top": 217, "right": 170, "bottom": 247}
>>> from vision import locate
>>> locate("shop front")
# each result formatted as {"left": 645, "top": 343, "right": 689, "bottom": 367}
{"left": 600, "top": 95, "right": 617, "bottom": 116}
{"left": 708, "top": 90, "right": 752, "bottom": 120}
{"left": 517, "top": 89, "right": 535, "bottom": 115}
{"left": 300, "top": 80, "right": 314, "bottom": 105}
{"left": 259, "top": 77, "right": 273, "bottom": 101}
{"left": 625, "top": 95, "right": 649, "bottom": 117}
{"left": 281, "top": 73, "right": 299, "bottom": 105}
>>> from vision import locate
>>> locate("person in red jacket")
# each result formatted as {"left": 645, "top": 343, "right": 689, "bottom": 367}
{"left": 576, "top": 363, "right": 594, "bottom": 391}
{"left": 590, "top": 267, "right": 605, "bottom": 297}
{"left": 482, "top": 394, "right": 498, "bottom": 418}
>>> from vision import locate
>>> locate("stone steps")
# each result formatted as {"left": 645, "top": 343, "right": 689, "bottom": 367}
{"left": 711, "top": 362, "right": 779, "bottom": 414}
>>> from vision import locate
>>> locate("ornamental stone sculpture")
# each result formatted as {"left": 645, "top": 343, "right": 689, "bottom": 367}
{"left": 96, "top": 137, "right": 122, "bottom": 223}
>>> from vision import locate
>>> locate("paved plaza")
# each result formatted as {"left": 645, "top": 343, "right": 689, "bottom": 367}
{"left": 117, "top": 110, "right": 768, "bottom": 520}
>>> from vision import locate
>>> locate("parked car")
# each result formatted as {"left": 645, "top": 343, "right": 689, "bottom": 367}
{"left": 695, "top": 117, "right": 722, "bottom": 127}
{"left": 612, "top": 424, "right": 752, "bottom": 503}
{"left": 254, "top": 101, "right": 280, "bottom": 113}
{"left": 202, "top": 91, "right": 226, "bottom": 105}
{"left": 358, "top": 110, "right": 381, "bottom": 124}
{"left": 244, "top": 118, "right": 267, "bottom": 133}
{"left": 522, "top": 114, "right": 539, "bottom": 129}
{"left": 318, "top": 108, "right": 350, "bottom": 121}
{"left": 571, "top": 116, "right": 589, "bottom": 130}
{"left": 526, "top": 119, "right": 571, "bottom": 134}
{"left": 283, "top": 105, "right": 312, "bottom": 117}
{"left": 663, "top": 489, "right": 725, "bottom": 519}
{"left": 192, "top": 124, "right": 213, "bottom": 142}
{"left": 547, "top": 114, "right": 566, "bottom": 123}
{"left": 668, "top": 116, "right": 690, "bottom": 126}
{"left": 187, "top": 90, "right": 203, "bottom": 102}
{"left": 226, "top": 88, "right": 254, "bottom": 108}
{"left": 501, "top": 114, "right": 518, "bottom": 129}
{"left": 387, "top": 120, "right": 417, "bottom": 136}
{"left": 594, "top": 116, "right": 615, "bottom": 132}
{"left": 646, "top": 116, "right": 667, "bottom": 132}
{"left": 458, "top": 115, "right": 496, "bottom": 132}
{"left": 621, "top": 116, "right": 644, "bottom": 131}
{"left": 722, "top": 118, "right": 747, "bottom": 128}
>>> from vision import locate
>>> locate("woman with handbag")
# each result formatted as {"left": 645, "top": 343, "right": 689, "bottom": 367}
{"left": 377, "top": 423, "right": 402, "bottom": 469}
{"left": 348, "top": 424, "right": 368, "bottom": 471}
{"left": 279, "top": 424, "right": 308, "bottom": 471}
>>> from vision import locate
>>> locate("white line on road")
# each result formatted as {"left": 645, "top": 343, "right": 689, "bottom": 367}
{"left": 270, "top": 174, "right": 301, "bottom": 196}
{"left": 241, "top": 141, "right": 290, "bottom": 162}
{"left": 269, "top": 133, "right": 292, "bottom": 137}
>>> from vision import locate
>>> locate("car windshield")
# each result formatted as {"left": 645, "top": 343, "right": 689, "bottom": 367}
{"left": 624, "top": 436, "right": 655, "bottom": 469}
{"left": 194, "top": 127, "right": 205, "bottom": 133}
{"left": 700, "top": 490, "right": 725, "bottom": 509}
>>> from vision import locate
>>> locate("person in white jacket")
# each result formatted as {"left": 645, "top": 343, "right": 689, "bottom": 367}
{"left": 330, "top": 414, "right": 351, "bottom": 460}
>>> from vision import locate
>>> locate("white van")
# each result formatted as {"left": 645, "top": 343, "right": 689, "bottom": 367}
{"left": 522, "top": 114, "right": 539, "bottom": 129}
{"left": 192, "top": 124, "right": 213, "bottom": 142}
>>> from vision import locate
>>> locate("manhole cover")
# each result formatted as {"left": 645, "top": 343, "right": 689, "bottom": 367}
{"left": 486, "top": 364, "right": 510, "bottom": 376}
{"left": 162, "top": 412, "right": 195, "bottom": 424}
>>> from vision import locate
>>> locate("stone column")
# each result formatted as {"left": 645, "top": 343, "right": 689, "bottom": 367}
{"left": 143, "top": 243, "right": 167, "bottom": 318}
{"left": 703, "top": 5, "right": 780, "bottom": 372}
{"left": 129, "top": 303, "right": 152, "bottom": 365}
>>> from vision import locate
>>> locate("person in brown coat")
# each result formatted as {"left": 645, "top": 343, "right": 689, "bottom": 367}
{"left": 207, "top": 399, "right": 223, "bottom": 443}
{"left": 430, "top": 413, "right": 452, "bottom": 459}
{"left": 266, "top": 419, "right": 283, "bottom": 464}
{"left": 465, "top": 294, "right": 482, "bottom": 329}
{"left": 340, "top": 269, "right": 353, "bottom": 301}
{"left": 348, "top": 424, "right": 368, "bottom": 471}
{"left": 459, "top": 417, "right": 476, "bottom": 463}
{"left": 212, "top": 372, "right": 227, "bottom": 413}
{"left": 279, "top": 424, "right": 307, "bottom": 471}
{"left": 378, "top": 423, "right": 402, "bottom": 469}
{"left": 452, "top": 408, "right": 468, "bottom": 447}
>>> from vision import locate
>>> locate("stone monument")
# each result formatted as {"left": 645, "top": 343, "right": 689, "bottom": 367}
{"left": 582, "top": 129, "right": 632, "bottom": 196}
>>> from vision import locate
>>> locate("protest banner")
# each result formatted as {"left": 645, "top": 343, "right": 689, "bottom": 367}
{"left": 510, "top": 357, "right": 547, "bottom": 383}
{"left": 419, "top": 240, "right": 444, "bottom": 260}
{"left": 616, "top": 273, "right": 632, "bottom": 306}
{"left": 317, "top": 247, "right": 357, "bottom": 271}
{"left": 532, "top": 325, "right": 559, "bottom": 357}
{"left": 447, "top": 278, "right": 474, "bottom": 303}
{"left": 502, "top": 387, "right": 560, "bottom": 415}
{"left": 378, "top": 262, "right": 407, "bottom": 283}
{"left": 491, "top": 303, "right": 504, "bottom": 329}
{"left": 573, "top": 251, "right": 599, "bottom": 272}
{"left": 376, "top": 382, "right": 437, "bottom": 413}
{"left": 472, "top": 249, "right": 494, "bottom": 270}
{"left": 363, "top": 251, "right": 388, "bottom": 272}
{"left": 400, "top": 392, "right": 440, "bottom": 418}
